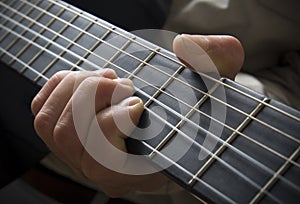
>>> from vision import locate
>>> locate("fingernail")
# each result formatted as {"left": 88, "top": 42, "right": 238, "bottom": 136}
{"left": 127, "top": 97, "right": 142, "bottom": 106}
{"left": 114, "top": 78, "right": 134, "bottom": 86}
{"left": 123, "top": 96, "right": 142, "bottom": 107}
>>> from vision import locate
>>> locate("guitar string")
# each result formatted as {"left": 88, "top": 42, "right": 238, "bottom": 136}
{"left": 2, "top": 1, "right": 300, "bottom": 202}
{"left": 3, "top": 1, "right": 300, "bottom": 153}
{"left": 0, "top": 0, "right": 31, "bottom": 43}
{"left": 1, "top": 0, "right": 298, "bottom": 191}
{"left": 2, "top": 0, "right": 300, "bottom": 194}
{"left": 0, "top": 0, "right": 64, "bottom": 64}
{"left": 2, "top": 0, "right": 300, "bottom": 185}
{"left": 0, "top": 12, "right": 296, "bottom": 204}
{"left": 48, "top": 0, "right": 300, "bottom": 124}
{"left": 1, "top": 4, "right": 298, "bottom": 175}
{"left": 2, "top": 0, "right": 300, "bottom": 175}
{"left": 0, "top": 38, "right": 239, "bottom": 204}
{"left": 13, "top": 0, "right": 300, "bottom": 147}
{"left": 0, "top": 49, "right": 282, "bottom": 204}
{"left": 0, "top": 7, "right": 298, "bottom": 201}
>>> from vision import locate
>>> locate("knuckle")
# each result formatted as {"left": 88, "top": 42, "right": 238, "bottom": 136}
{"left": 81, "top": 76, "right": 101, "bottom": 89}
{"left": 34, "top": 111, "right": 52, "bottom": 138}
{"left": 31, "top": 95, "right": 41, "bottom": 115}
{"left": 52, "top": 120, "right": 69, "bottom": 145}
{"left": 50, "top": 70, "right": 70, "bottom": 86}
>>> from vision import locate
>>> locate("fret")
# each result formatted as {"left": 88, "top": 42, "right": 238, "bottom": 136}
{"left": 102, "top": 36, "right": 134, "bottom": 68}
{"left": 0, "top": 0, "right": 27, "bottom": 43}
{"left": 19, "top": 9, "right": 78, "bottom": 74}
{"left": 188, "top": 97, "right": 270, "bottom": 186}
{"left": 199, "top": 73, "right": 300, "bottom": 124}
{"left": 127, "top": 48, "right": 160, "bottom": 80}
{"left": 79, "top": 33, "right": 133, "bottom": 75}
{"left": 199, "top": 75, "right": 300, "bottom": 145}
{"left": 33, "top": 19, "right": 94, "bottom": 82}
{"left": 1, "top": 1, "right": 300, "bottom": 203}
{"left": 242, "top": 100, "right": 300, "bottom": 160}
{"left": 148, "top": 78, "right": 225, "bottom": 159}
{"left": 3, "top": 1, "right": 54, "bottom": 64}
{"left": 68, "top": 27, "right": 114, "bottom": 71}
{"left": 144, "top": 65, "right": 185, "bottom": 107}
{"left": 49, "top": 0, "right": 300, "bottom": 127}
{"left": 250, "top": 146, "right": 300, "bottom": 203}
{"left": 0, "top": 46, "right": 48, "bottom": 81}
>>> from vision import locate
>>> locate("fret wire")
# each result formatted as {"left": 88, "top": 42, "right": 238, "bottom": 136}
{"left": 191, "top": 194, "right": 208, "bottom": 204}
{"left": 0, "top": 47, "right": 49, "bottom": 81}
{"left": 69, "top": 26, "right": 115, "bottom": 71}
{"left": 102, "top": 37, "right": 134, "bottom": 68}
{"left": 47, "top": 0, "right": 300, "bottom": 124}
{"left": 2, "top": 2, "right": 299, "bottom": 175}
{"left": 0, "top": 40, "right": 235, "bottom": 204}
{"left": 188, "top": 98, "right": 270, "bottom": 186}
{"left": 18, "top": 1, "right": 300, "bottom": 142}
{"left": 34, "top": 17, "right": 95, "bottom": 82}
{"left": 127, "top": 48, "right": 160, "bottom": 80}
{"left": 0, "top": 47, "right": 235, "bottom": 204}
{"left": 0, "top": 0, "right": 27, "bottom": 43}
{"left": 148, "top": 78, "right": 225, "bottom": 159}
{"left": 0, "top": 41, "right": 283, "bottom": 204}
{"left": 0, "top": 0, "right": 43, "bottom": 58}
{"left": 141, "top": 141, "right": 237, "bottom": 204}
{"left": 19, "top": 8, "right": 76, "bottom": 73}
{"left": 11, "top": 0, "right": 300, "bottom": 146}
{"left": 1, "top": 1, "right": 298, "bottom": 202}
{"left": 0, "top": 17, "right": 92, "bottom": 74}
{"left": 4, "top": 0, "right": 54, "bottom": 64}
{"left": 250, "top": 146, "right": 300, "bottom": 204}
{"left": 140, "top": 99, "right": 283, "bottom": 203}
{"left": 2, "top": 17, "right": 298, "bottom": 201}
{"left": 2, "top": 0, "right": 300, "bottom": 174}
{"left": 199, "top": 73, "right": 300, "bottom": 123}
{"left": 144, "top": 65, "right": 185, "bottom": 107}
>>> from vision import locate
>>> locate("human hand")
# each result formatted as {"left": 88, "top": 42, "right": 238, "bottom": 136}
{"left": 31, "top": 34, "right": 244, "bottom": 197}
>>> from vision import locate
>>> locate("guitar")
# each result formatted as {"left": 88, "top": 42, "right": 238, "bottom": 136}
{"left": 0, "top": 0, "right": 300, "bottom": 203}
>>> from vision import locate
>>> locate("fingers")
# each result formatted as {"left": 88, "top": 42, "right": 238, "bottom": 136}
{"left": 33, "top": 69, "right": 116, "bottom": 140}
{"left": 52, "top": 78, "right": 137, "bottom": 167}
{"left": 173, "top": 34, "right": 244, "bottom": 79}
{"left": 31, "top": 70, "right": 70, "bottom": 116}
{"left": 31, "top": 69, "right": 117, "bottom": 116}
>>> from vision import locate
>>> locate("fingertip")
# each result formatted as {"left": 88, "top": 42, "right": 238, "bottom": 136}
{"left": 174, "top": 34, "right": 244, "bottom": 79}
{"left": 101, "top": 68, "right": 118, "bottom": 79}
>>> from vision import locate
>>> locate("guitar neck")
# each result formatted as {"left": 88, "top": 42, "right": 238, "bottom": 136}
{"left": 1, "top": 0, "right": 300, "bottom": 203}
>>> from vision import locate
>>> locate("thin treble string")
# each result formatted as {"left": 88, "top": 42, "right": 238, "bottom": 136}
{"left": 0, "top": 0, "right": 30, "bottom": 43}
{"left": 0, "top": 47, "right": 49, "bottom": 81}
{"left": 48, "top": 0, "right": 300, "bottom": 124}
{"left": 0, "top": 11, "right": 296, "bottom": 204}
{"left": 2, "top": 2, "right": 300, "bottom": 189}
{"left": 0, "top": 48, "right": 281, "bottom": 204}
{"left": 2, "top": 1, "right": 299, "bottom": 190}
{"left": 3, "top": 1, "right": 299, "bottom": 175}
{"left": 5, "top": 2, "right": 300, "bottom": 153}
{"left": 16, "top": 0, "right": 300, "bottom": 146}
{"left": 0, "top": 39, "right": 239, "bottom": 204}
{"left": 0, "top": 0, "right": 58, "bottom": 61}
{"left": 0, "top": 11, "right": 298, "bottom": 201}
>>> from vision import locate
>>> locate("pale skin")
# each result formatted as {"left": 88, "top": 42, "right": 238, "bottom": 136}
{"left": 31, "top": 34, "right": 244, "bottom": 197}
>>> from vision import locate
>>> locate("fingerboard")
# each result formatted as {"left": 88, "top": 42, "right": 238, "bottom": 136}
{"left": 1, "top": 0, "right": 300, "bottom": 203}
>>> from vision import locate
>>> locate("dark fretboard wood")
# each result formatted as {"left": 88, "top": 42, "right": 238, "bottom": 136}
{"left": 1, "top": 0, "right": 300, "bottom": 203}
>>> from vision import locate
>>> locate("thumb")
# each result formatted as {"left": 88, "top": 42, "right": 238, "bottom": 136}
{"left": 173, "top": 34, "right": 244, "bottom": 80}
